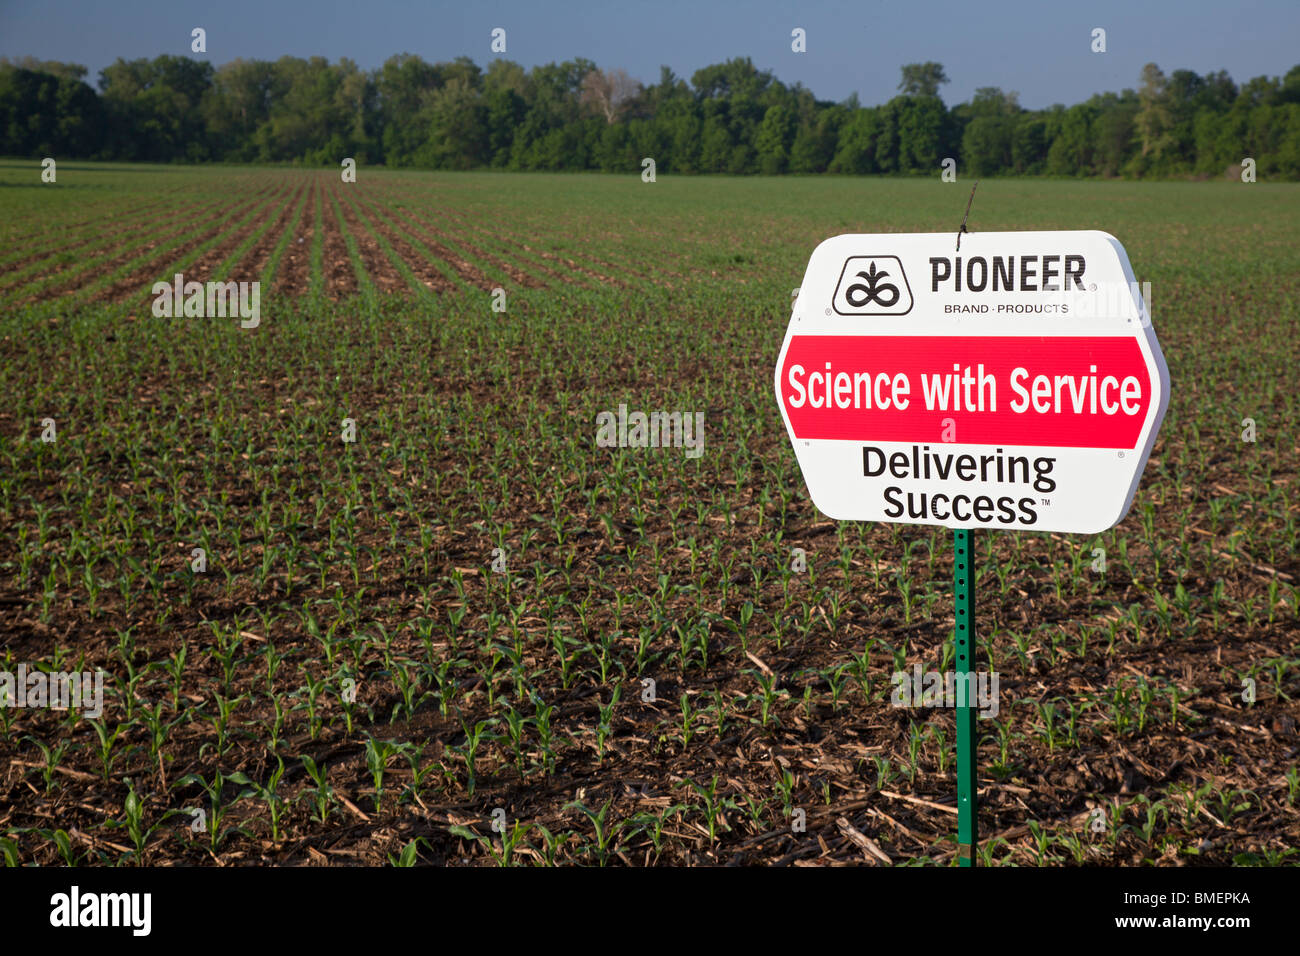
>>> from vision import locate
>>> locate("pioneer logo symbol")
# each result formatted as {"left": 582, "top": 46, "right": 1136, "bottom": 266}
{"left": 833, "top": 256, "right": 913, "bottom": 315}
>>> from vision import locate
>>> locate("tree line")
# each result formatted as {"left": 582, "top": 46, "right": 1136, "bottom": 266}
{"left": 3, "top": 53, "right": 1299, "bottom": 179}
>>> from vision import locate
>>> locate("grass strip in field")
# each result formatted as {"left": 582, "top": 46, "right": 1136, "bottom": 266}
{"left": 344, "top": 190, "right": 472, "bottom": 294}
{"left": 253, "top": 180, "right": 312, "bottom": 291}
{"left": 94, "top": 179, "right": 291, "bottom": 306}
{"left": 375, "top": 180, "right": 639, "bottom": 289}
{"left": 372, "top": 183, "right": 570, "bottom": 290}
{"left": 365, "top": 193, "right": 530, "bottom": 292}
{"left": 330, "top": 184, "right": 409, "bottom": 299}
{"left": 212, "top": 181, "right": 311, "bottom": 286}
{"left": 292, "top": 175, "right": 322, "bottom": 300}
{"left": 1, "top": 184, "right": 271, "bottom": 305}
{"left": 8, "top": 180, "right": 282, "bottom": 306}
{"left": 0, "top": 183, "right": 199, "bottom": 274}
{"left": 116, "top": 179, "right": 296, "bottom": 308}
{"left": 337, "top": 188, "right": 455, "bottom": 296}
{"left": 317, "top": 181, "right": 360, "bottom": 301}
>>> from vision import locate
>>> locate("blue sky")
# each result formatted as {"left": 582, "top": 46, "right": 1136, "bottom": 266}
{"left": 1, "top": 0, "right": 1296, "bottom": 108}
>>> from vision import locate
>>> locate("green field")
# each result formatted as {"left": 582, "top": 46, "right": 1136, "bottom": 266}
{"left": 1, "top": 164, "right": 1297, "bottom": 865}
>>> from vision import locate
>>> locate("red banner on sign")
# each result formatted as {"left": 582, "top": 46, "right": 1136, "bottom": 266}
{"left": 779, "top": 335, "right": 1151, "bottom": 448}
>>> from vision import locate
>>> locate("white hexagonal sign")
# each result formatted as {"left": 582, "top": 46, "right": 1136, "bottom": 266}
{"left": 775, "top": 231, "right": 1169, "bottom": 534}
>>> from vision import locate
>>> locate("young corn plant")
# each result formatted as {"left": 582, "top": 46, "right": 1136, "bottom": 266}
{"left": 404, "top": 748, "right": 447, "bottom": 803}
{"left": 296, "top": 668, "right": 328, "bottom": 740}
{"left": 87, "top": 719, "right": 128, "bottom": 782}
{"left": 139, "top": 700, "right": 179, "bottom": 765}
{"left": 489, "top": 820, "right": 532, "bottom": 867}
{"left": 174, "top": 769, "right": 255, "bottom": 853}
{"left": 453, "top": 718, "right": 500, "bottom": 797}
{"left": 532, "top": 694, "right": 556, "bottom": 774}
{"left": 207, "top": 692, "right": 246, "bottom": 758}
{"left": 681, "top": 775, "right": 736, "bottom": 844}
{"left": 165, "top": 640, "right": 188, "bottom": 712}
{"left": 364, "top": 736, "right": 408, "bottom": 811}
{"left": 679, "top": 691, "right": 697, "bottom": 747}
{"left": 114, "top": 780, "right": 178, "bottom": 863}
{"left": 499, "top": 700, "right": 530, "bottom": 776}
{"left": 752, "top": 672, "right": 785, "bottom": 730}
{"left": 563, "top": 798, "right": 622, "bottom": 866}
{"left": 388, "top": 836, "right": 432, "bottom": 867}
{"left": 23, "top": 735, "right": 69, "bottom": 793}
{"left": 244, "top": 757, "right": 288, "bottom": 843}
{"left": 595, "top": 685, "right": 621, "bottom": 763}
{"left": 775, "top": 767, "right": 797, "bottom": 814}
{"left": 629, "top": 803, "right": 687, "bottom": 857}
{"left": 298, "top": 754, "right": 337, "bottom": 824}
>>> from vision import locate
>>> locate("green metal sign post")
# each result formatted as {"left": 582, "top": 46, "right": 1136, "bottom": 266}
{"left": 953, "top": 529, "right": 977, "bottom": 866}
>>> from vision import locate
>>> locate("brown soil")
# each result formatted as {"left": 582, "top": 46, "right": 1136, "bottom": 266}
{"left": 227, "top": 182, "right": 311, "bottom": 286}
{"left": 376, "top": 186, "right": 560, "bottom": 290}
{"left": 31, "top": 182, "right": 279, "bottom": 306}
{"left": 273, "top": 177, "right": 318, "bottom": 297}
{"left": 349, "top": 191, "right": 456, "bottom": 294}
{"left": 0, "top": 190, "right": 193, "bottom": 283}
{"left": 319, "top": 182, "right": 360, "bottom": 299}
{"left": 332, "top": 186, "right": 410, "bottom": 296}
{"left": 377, "top": 182, "right": 623, "bottom": 289}
{"left": 521, "top": 242, "right": 626, "bottom": 287}
{"left": 133, "top": 181, "right": 297, "bottom": 301}
{"left": 374, "top": 201, "right": 510, "bottom": 291}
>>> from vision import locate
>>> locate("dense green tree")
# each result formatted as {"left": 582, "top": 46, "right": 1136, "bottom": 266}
{"left": 789, "top": 117, "right": 831, "bottom": 172}
{"left": 1134, "top": 63, "right": 1175, "bottom": 167}
{"left": 657, "top": 98, "right": 702, "bottom": 172}
{"left": 829, "top": 106, "right": 882, "bottom": 173}
{"left": 1, "top": 54, "right": 1296, "bottom": 180}
{"left": 1046, "top": 103, "right": 1096, "bottom": 176}
{"left": 873, "top": 101, "right": 901, "bottom": 173}
{"left": 1281, "top": 65, "right": 1300, "bottom": 105}
{"left": 697, "top": 112, "right": 733, "bottom": 172}
{"left": 203, "top": 59, "right": 275, "bottom": 161}
{"left": 0, "top": 57, "right": 88, "bottom": 82}
{"left": 416, "top": 76, "right": 486, "bottom": 168}
{"left": 754, "top": 103, "right": 795, "bottom": 174}
{"left": 958, "top": 87, "right": 1019, "bottom": 175}
{"left": 898, "top": 62, "right": 949, "bottom": 98}
{"left": 97, "top": 55, "right": 214, "bottom": 160}
{"left": 962, "top": 116, "right": 1014, "bottom": 175}
{"left": 894, "top": 95, "right": 949, "bottom": 172}
{"left": 1089, "top": 92, "right": 1138, "bottom": 176}
{"left": 0, "top": 66, "right": 103, "bottom": 156}
{"left": 1011, "top": 115, "right": 1049, "bottom": 173}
